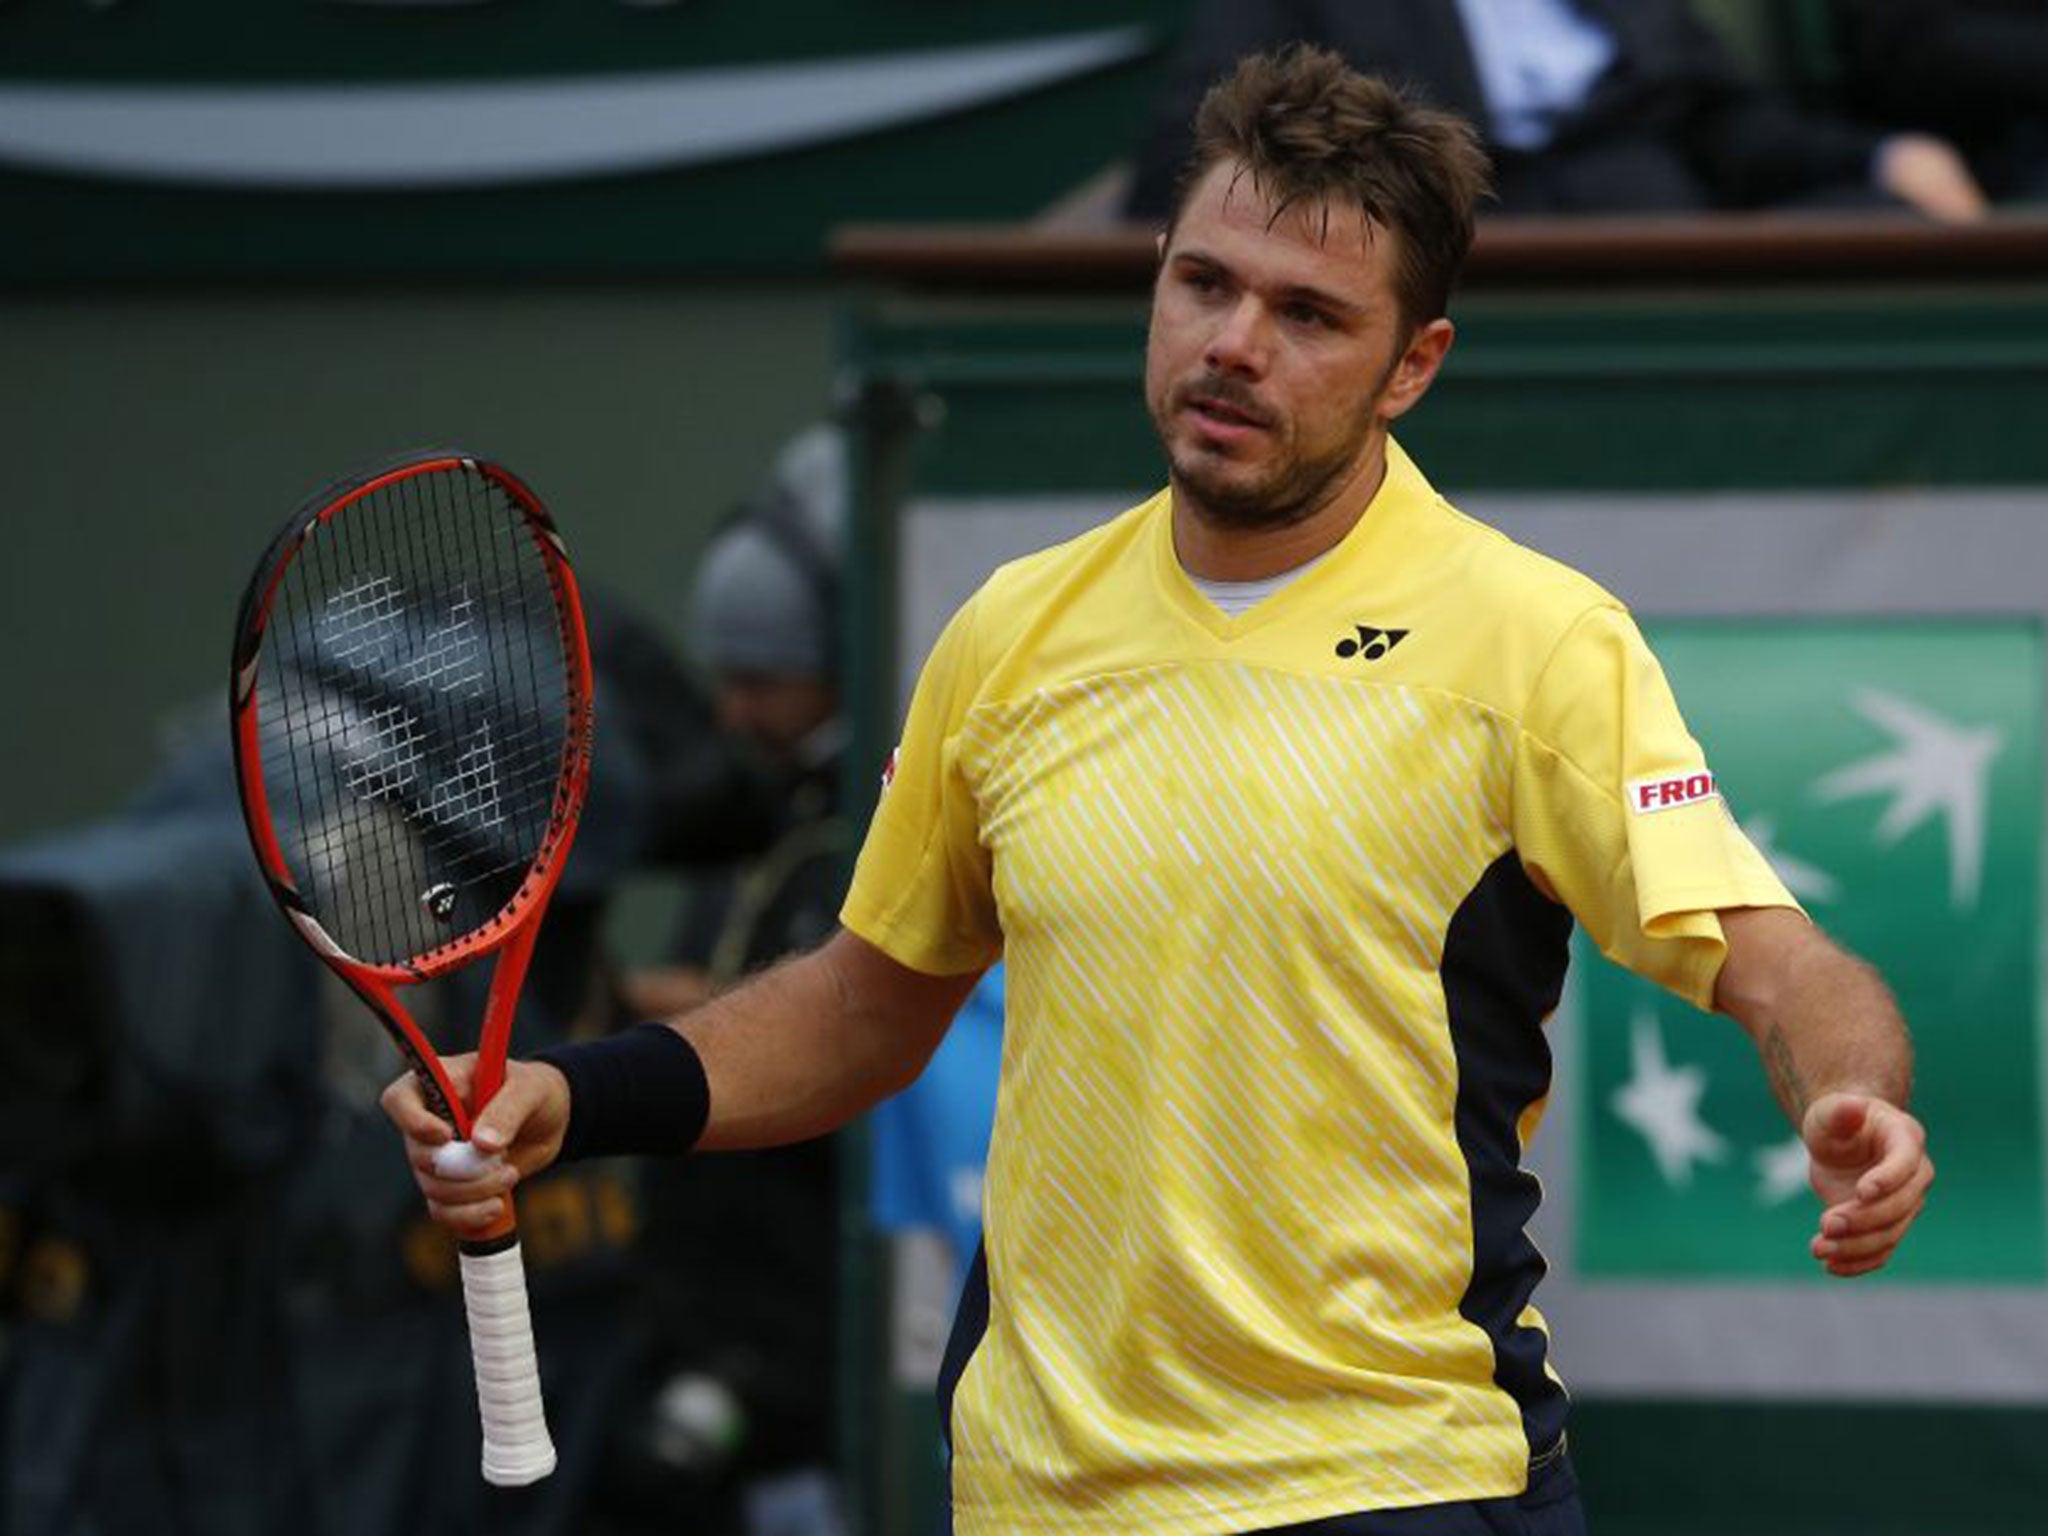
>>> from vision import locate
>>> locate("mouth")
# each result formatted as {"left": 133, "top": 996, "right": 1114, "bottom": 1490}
{"left": 1181, "top": 392, "right": 1272, "bottom": 443}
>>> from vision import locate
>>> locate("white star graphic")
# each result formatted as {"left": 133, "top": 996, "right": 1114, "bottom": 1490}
{"left": 1609, "top": 1007, "right": 1728, "bottom": 1187}
{"left": 1742, "top": 816, "right": 1839, "bottom": 903}
{"left": 1752, "top": 1135, "right": 1812, "bottom": 1207}
{"left": 1814, "top": 689, "right": 2002, "bottom": 910}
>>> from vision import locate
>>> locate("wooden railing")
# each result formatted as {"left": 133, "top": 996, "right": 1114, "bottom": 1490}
{"left": 833, "top": 213, "right": 2048, "bottom": 291}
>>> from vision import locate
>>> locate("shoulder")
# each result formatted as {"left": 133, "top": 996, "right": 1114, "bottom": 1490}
{"left": 1424, "top": 492, "right": 1626, "bottom": 647}
{"left": 978, "top": 491, "right": 1161, "bottom": 610}
{"left": 1375, "top": 484, "right": 1651, "bottom": 730}
{"left": 946, "top": 490, "right": 1166, "bottom": 669}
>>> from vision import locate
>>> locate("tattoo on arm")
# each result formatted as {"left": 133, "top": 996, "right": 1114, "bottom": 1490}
{"left": 1763, "top": 1026, "right": 1810, "bottom": 1123}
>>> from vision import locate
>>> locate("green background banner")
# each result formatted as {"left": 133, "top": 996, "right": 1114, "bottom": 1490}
{"left": 1576, "top": 620, "right": 2044, "bottom": 1281}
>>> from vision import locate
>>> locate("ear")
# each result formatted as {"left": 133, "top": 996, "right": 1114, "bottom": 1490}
{"left": 1378, "top": 318, "right": 1456, "bottom": 423}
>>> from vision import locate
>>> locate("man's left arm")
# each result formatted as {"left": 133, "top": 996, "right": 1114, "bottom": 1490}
{"left": 1713, "top": 906, "right": 1935, "bottom": 1278}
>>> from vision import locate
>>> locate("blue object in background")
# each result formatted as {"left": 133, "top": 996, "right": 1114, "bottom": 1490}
{"left": 869, "top": 964, "right": 1004, "bottom": 1295}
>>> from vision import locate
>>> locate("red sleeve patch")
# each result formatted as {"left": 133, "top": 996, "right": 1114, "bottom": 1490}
{"left": 1626, "top": 770, "right": 1718, "bottom": 815}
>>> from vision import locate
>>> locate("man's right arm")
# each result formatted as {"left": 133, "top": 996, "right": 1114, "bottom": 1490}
{"left": 679, "top": 928, "right": 983, "bottom": 1150}
{"left": 383, "top": 929, "right": 983, "bottom": 1233}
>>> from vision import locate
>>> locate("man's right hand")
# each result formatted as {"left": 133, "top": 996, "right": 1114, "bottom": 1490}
{"left": 380, "top": 1055, "right": 572, "bottom": 1235}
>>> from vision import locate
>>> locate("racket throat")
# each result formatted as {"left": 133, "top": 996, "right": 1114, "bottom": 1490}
{"left": 471, "top": 917, "right": 542, "bottom": 1114}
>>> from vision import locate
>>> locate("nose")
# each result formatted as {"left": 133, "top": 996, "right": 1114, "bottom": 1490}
{"left": 1204, "top": 295, "right": 1270, "bottom": 378}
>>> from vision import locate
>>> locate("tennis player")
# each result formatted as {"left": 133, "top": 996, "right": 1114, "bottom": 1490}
{"left": 388, "top": 47, "right": 1933, "bottom": 1536}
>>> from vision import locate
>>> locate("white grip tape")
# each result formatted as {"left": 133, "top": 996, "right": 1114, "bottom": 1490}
{"left": 458, "top": 1242, "right": 558, "bottom": 1486}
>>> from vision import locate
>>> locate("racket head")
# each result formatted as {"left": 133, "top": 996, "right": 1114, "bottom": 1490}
{"left": 230, "top": 450, "right": 595, "bottom": 988}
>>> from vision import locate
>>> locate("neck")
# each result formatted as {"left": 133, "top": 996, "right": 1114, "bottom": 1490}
{"left": 1171, "top": 439, "right": 1390, "bottom": 581}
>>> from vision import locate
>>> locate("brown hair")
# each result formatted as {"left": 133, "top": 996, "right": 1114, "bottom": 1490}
{"left": 1169, "top": 45, "right": 1492, "bottom": 330}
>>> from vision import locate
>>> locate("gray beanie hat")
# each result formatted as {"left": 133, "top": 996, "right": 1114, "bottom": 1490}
{"left": 688, "top": 423, "right": 847, "bottom": 678}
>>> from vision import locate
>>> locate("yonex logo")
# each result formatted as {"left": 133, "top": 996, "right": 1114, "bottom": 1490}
{"left": 1335, "top": 625, "right": 1409, "bottom": 661}
{"left": 1628, "top": 770, "right": 1719, "bottom": 814}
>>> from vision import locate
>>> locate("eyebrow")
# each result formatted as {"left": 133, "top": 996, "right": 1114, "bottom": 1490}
{"left": 1168, "top": 248, "right": 1368, "bottom": 321}
{"left": 1277, "top": 282, "right": 1365, "bottom": 320}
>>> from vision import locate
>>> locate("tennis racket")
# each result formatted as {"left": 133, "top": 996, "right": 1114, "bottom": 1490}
{"left": 229, "top": 449, "right": 594, "bottom": 1487}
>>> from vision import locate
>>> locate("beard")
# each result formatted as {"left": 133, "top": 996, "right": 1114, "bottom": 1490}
{"left": 1150, "top": 369, "right": 1385, "bottom": 532}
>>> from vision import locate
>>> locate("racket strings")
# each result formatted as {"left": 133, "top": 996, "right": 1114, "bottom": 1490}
{"left": 260, "top": 464, "right": 574, "bottom": 967}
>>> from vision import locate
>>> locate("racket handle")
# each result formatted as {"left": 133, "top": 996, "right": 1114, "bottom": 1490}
{"left": 458, "top": 1236, "right": 558, "bottom": 1486}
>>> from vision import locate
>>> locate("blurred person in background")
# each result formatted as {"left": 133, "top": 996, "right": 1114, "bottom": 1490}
{"left": 600, "top": 422, "right": 856, "bottom": 1536}
{"left": 620, "top": 419, "right": 1011, "bottom": 1535}
{"left": 1832, "top": 0, "right": 2048, "bottom": 204}
{"left": 627, "top": 423, "right": 853, "bottom": 1021}
{"left": 0, "top": 587, "right": 769, "bottom": 1536}
{"left": 1125, "top": 0, "right": 1988, "bottom": 222}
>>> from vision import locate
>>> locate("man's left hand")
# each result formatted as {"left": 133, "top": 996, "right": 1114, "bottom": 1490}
{"left": 1802, "top": 1092, "right": 1934, "bottom": 1278}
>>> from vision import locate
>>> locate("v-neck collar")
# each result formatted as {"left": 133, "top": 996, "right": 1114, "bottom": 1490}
{"left": 1152, "top": 439, "right": 1436, "bottom": 643}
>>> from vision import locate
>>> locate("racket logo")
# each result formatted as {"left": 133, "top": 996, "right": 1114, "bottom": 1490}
{"left": 423, "top": 882, "right": 460, "bottom": 923}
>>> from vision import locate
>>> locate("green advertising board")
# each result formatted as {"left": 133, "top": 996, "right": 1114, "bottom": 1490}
{"left": 1577, "top": 620, "right": 2044, "bottom": 1282}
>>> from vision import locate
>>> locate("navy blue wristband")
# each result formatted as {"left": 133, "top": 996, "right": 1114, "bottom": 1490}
{"left": 531, "top": 1022, "right": 710, "bottom": 1163}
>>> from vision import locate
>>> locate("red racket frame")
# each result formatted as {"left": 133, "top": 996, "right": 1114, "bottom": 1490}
{"left": 230, "top": 452, "right": 596, "bottom": 1170}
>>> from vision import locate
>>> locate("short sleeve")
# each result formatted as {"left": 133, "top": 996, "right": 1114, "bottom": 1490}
{"left": 840, "top": 596, "right": 1003, "bottom": 976}
{"left": 1512, "top": 604, "right": 1799, "bottom": 1010}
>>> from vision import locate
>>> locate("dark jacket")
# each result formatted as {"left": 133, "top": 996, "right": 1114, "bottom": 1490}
{"left": 1832, "top": 0, "right": 2048, "bottom": 198}
{"left": 1836, "top": 0, "right": 2048, "bottom": 123}
{"left": 1126, "top": 0, "right": 1885, "bottom": 217}
{"left": 634, "top": 744, "right": 849, "bottom": 1492}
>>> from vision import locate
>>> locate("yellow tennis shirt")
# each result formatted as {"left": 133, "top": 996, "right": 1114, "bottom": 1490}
{"left": 841, "top": 440, "right": 1795, "bottom": 1536}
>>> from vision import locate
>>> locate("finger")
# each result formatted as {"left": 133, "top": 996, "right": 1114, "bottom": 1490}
{"left": 415, "top": 1164, "right": 521, "bottom": 1206}
{"left": 1855, "top": 1131, "right": 1928, "bottom": 1204}
{"left": 426, "top": 1195, "right": 509, "bottom": 1234}
{"left": 1824, "top": 1250, "right": 1895, "bottom": 1279}
{"left": 1823, "top": 1095, "right": 1869, "bottom": 1140}
{"left": 379, "top": 1053, "right": 482, "bottom": 1141}
{"left": 1805, "top": 1099, "right": 1927, "bottom": 1195}
{"left": 1803, "top": 1094, "right": 1873, "bottom": 1163}
{"left": 472, "top": 1061, "right": 568, "bottom": 1159}
{"left": 379, "top": 1073, "right": 452, "bottom": 1144}
{"left": 1814, "top": 1211, "right": 1919, "bottom": 1265}
{"left": 1867, "top": 1146, "right": 1925, "bottom": 1204}
{"left": 1821, "top": 1161, "right": 1934, "bottom": 1238}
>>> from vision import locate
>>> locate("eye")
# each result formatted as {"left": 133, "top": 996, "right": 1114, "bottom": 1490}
{"left": 1180, "top": 266, "right": 1225, "bottom": 297}
{"left": 1282, "top": 301, "right": 1334, "bottom": 329}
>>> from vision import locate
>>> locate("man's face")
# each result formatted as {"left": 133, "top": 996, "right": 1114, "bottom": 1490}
{"left": 713, "top": 671, "right": 837, "bottom": 769}
{"left": 1144, "top": 160, "right": 1447, "bottom": 531}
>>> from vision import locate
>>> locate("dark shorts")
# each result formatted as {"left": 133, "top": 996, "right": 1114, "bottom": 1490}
{"left": 1250, "top": 1449, "right": 1586, "bottom": 1536}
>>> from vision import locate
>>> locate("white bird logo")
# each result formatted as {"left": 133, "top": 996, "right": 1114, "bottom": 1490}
{"left": 1610, "top": 1007, "right": 1728, "bottom": 1188}
{"left": 1814, "top": 689, "right": 2003, "bottom": 910}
